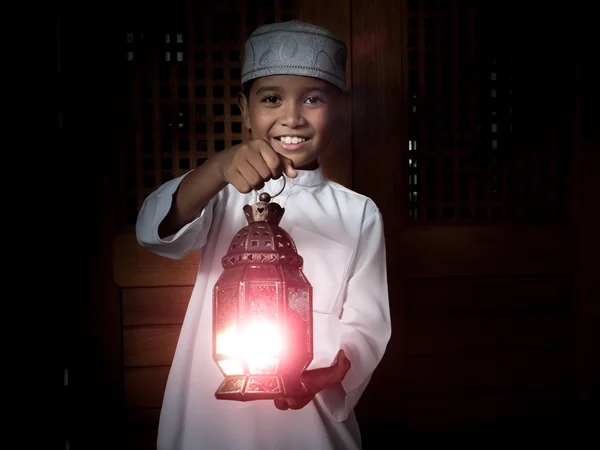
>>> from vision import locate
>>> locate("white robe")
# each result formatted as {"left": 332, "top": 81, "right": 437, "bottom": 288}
{"left": 136, "top": 166, "right": 391, "bottom": 450}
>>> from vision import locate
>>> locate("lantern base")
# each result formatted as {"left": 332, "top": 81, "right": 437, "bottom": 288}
{"left": 215, "top": 374, "right": 309, "bottom": 401}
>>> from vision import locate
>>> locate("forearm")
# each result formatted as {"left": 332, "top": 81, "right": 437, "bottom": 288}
{"left": 158, "top": 154, "right": 227, "bottom": 238}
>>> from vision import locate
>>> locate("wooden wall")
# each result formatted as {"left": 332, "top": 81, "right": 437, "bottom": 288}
{"left": 114, "top": 231, "right": 199, "bottom": 449}
{"left": 351, "top": 2, "right": 581, "bottom": 447}
{"left": 62, "top": 1, "right": 596, "bottom": 449}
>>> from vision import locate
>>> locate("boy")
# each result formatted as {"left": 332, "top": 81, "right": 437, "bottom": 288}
{"left": 136, "top": 20, "right": 391, "bottom": 450}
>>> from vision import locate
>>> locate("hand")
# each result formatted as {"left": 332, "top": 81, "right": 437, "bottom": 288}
{"left": 218, "top": 139, "right": 297, "bottom": 194}
{"left": 274, "top": 350, "right": 351, "bottom": 411}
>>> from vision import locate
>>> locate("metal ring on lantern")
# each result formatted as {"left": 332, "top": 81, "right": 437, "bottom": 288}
{"left": 255, "top": 175, "right": 286, "bottom": 203}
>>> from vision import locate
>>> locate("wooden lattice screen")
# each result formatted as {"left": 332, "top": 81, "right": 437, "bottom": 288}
{"left": 119, "top": 0, "right": 296, "bottom": 227}
{"left": 405, "top": 0, "right": 567, "bottom": 223}
{"left": 114, "top": 2, "right": 297, "bottom": 447}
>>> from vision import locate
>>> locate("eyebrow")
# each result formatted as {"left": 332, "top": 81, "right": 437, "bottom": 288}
{"left": 254, "top": 86, "right": 282, "bottom": 95}
{"left": 254, "top": 85, "right": 334, "bottom": 95}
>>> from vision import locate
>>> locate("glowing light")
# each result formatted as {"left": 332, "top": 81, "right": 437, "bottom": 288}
{"left": 218, "top": 359, "right": 244, "bottom": 375}
{"left": 216, "top": 325, "right": 238, "bottom": 357}
{"left": 216, "top": 321, "right": 281, "bottom": 374}
{"left": 241, "top": 321, "right": 281, "bottom": 372}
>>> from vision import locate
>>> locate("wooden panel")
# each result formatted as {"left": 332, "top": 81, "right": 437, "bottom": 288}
{"left": 122, "top": 286, "right": 192, "bottom": 326}
{"left": 295, "top": 0, "right": 353, "bottom": 189}
{"left": 349, "top": 0, "right": 408, "bottom": 439}
{"left": 405, "top": 311, "right": 573, "bottom": 355}
{"left": 402, "top": 389, "right": 574, "bottom": 431}
{"left": 402, "top": 350, "right": 574, "bottom": 395}
{"left": 123, "top": 326, "right": 181, "bottom": 367}
{"left": 123, "top": 408, "right": 161, "bottom": 450}
{"left": 113, "top": 229, "right": 200, "bottom": 287}
{"left": 351, "top": 0, "right": 405, "bottom": 224}
{"left": 405, "top": 276, "right": 571, "bottom": 316}
{"left": 124, "top": 367, "right": 170, "bottom": 408}
{"left": 363, "top": 420, "right": 573, "bottom": 450}
{"left": 398, "top": 225, "right": 573, "bottom": 279}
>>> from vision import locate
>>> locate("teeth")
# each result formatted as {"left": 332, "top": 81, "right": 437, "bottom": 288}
{"left": 279, "top": 136, "right": 306, "bottom": 144}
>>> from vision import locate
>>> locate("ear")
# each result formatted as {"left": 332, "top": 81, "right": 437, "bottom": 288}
{"left": 237, "top": 92, "right": 252, "bottom": 130}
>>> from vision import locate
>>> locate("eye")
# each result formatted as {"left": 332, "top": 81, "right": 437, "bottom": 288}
{"left": 262, "top": 96, "right": 280, "bottom": 104}
{"left": 304, "top": 96, "right": 322, "bottom": 104}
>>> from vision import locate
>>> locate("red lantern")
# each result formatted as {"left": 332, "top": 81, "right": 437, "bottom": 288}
{"left": 213, "top": 180, "right": 313, "bottom": 401}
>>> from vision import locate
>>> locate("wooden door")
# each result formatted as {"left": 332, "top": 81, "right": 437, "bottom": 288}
{"left": 351, "top": 1, "right": 591, "bottom": 448}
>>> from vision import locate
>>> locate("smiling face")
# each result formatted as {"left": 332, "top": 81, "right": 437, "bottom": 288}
{"left": 238, "top": 75, "right": 342, "bottom": 170}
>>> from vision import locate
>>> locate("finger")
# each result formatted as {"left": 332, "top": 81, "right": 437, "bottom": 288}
{"left": 280, "top": 156, "right": 297, "bottom": 178}
{"left": 285, "top": 398, "right": 298, "bottom": 409}
{"left": 337, "top": 350, "right": 351, "bottom": 379}
{"left": 247, "top": 146, "right": 275, "bottom": 181}
{"left": 301, "top": 352, "right": 351, "bottom": 392}
{"left": 227, "top": 170, "right": 253, "bottom": 194}
{"left": 337, "top": 349, "right": 346, "bottom": 366}
{"left": 301, "top": 366, "right": 336, "bottom": 393}
{"left": 288, "top": 396, "right": 312, "bottom": 410}
{"left": 274, "top": 398, "right": 290, "bottom": 411}
{"left": 257, "top": 139, "right": 285, "bottom": 179}
{"left": 237, "top": 164, "right": 265, "bottom": 191}
{"left": 333, "top": 350, "right": 350, "bottom": 379}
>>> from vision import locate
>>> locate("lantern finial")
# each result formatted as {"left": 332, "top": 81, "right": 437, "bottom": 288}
{"left": 243, "top": 176, "right": 287, "bottom": 225}
{"left": 243, "top": 201, "right": 284, "bottom": 225}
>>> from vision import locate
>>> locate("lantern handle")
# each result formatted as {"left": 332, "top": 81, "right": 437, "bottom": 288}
{"left": 255, "top": 175, "right": 286, "bottom": 203}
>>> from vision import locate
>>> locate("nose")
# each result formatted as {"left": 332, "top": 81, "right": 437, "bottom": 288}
{"left": 279, "top": 101, "right": 304, "bottom": 128}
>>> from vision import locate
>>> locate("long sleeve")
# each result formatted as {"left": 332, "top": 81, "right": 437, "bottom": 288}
{"left": 319, "top": 210, "right": 392, "bottom": 421}
{"left": 135, "top": 172, "right": 217, "bottom": 260}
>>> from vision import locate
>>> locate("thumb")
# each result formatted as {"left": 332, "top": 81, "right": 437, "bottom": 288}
{"left": 281, "top": 156, "right": 297, "bottom": 178}
{"left": 336, "top": 350, "right": 351, "bottom": 379}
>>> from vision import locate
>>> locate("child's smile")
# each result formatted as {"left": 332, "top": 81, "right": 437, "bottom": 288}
{"left": 239, "top": 75, "right": 342, "bottom": 170}
{"left": 272, "top": 134, "right": 312, "bottom": 152}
